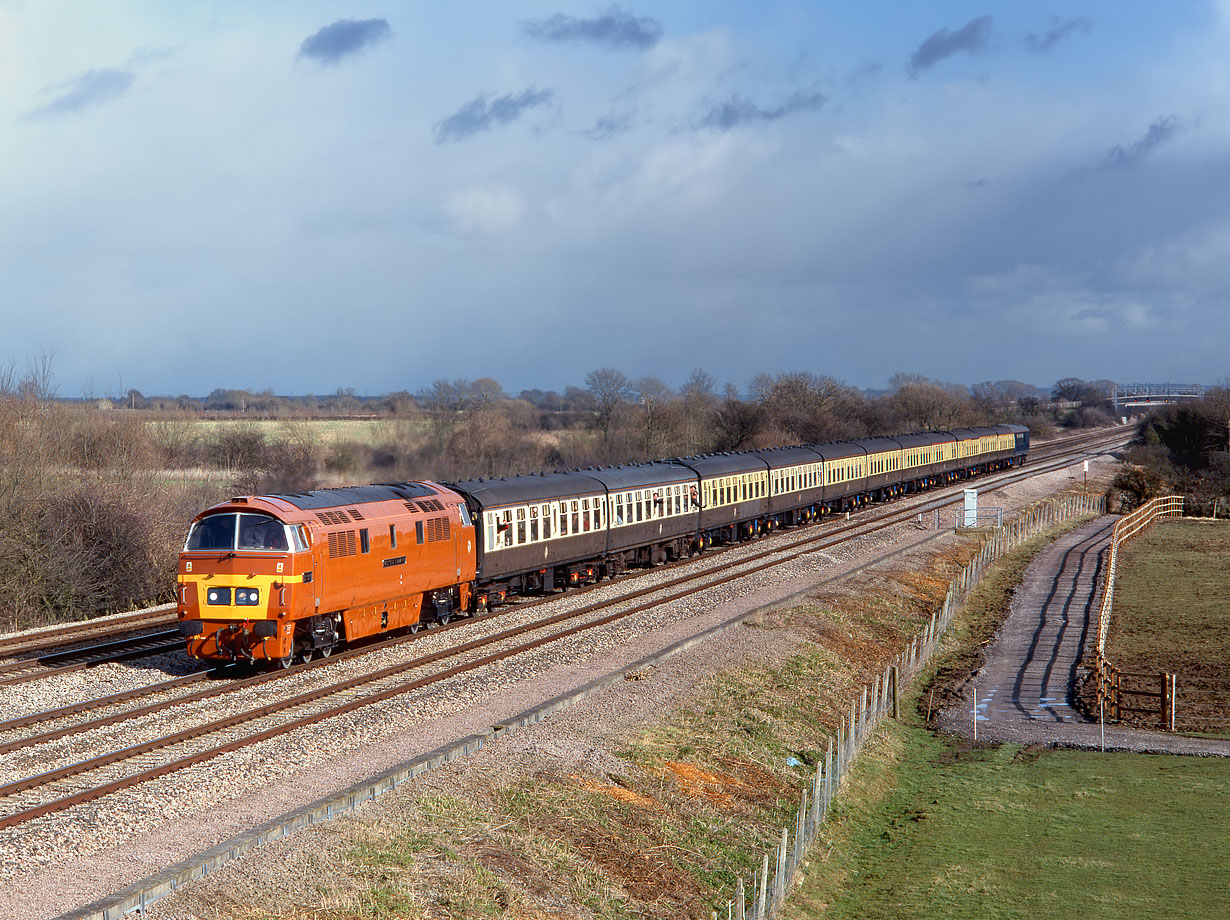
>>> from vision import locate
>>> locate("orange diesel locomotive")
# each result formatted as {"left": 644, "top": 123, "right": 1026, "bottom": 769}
{"left": 177, "top": 482, "right": 476, "bottom": 666}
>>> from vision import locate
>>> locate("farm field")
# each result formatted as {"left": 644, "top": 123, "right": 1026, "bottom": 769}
{"left": 1103, "top": 518, "right": 1230, "bottom": 732}
{"left": 180, "top": 417, "right": 415, "bottom": 447}
{"left": 1105, "top": 518, "right": 1230, "bottom": 674}
{"left": 784, "top": 720, "right": 1230, "bottom": 920}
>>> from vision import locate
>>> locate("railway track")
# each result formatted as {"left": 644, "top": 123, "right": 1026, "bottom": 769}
{"left": 0, "top": 428, "right": 1128, "bottom": 831}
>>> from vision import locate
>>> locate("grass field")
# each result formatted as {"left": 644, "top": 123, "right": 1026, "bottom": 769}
{"left": 1106, "top": 518, "right": 1230, "bottom": 677}
{"left": 784, "top": 720, "right": 1230, "bottom": 920}
{"left": 181, "top": 418, "right": 412, "bottom": 446}
{"left": 1104, "top": 518, "right": 1230, "bottom": 732}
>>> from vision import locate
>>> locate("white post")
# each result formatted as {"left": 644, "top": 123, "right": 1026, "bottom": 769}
{"left": 973, "top": 687, "right": 978, "bottom": 741}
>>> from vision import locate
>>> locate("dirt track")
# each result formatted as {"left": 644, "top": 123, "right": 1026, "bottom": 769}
{"left": 936, "top": 515, "right": 1230, "bottom": 757}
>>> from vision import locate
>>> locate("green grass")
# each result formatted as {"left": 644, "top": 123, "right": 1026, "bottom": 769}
{"left": 785, "top": 719, "right": 1230, "bottom": 920}
{"left": 1108, "top": 519, "right": 1230, "bottom": 675}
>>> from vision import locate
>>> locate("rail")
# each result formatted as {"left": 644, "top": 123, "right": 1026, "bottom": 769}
{"left": 715, "top": 490, "right": 1106, "bottom": 919}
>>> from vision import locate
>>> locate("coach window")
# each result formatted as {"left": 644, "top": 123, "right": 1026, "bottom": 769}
{"left": 571, "top": 500, "right": 580, "bottom": 533}
{"left": 582, "top": 499, "right": 590, "bottom": 531}
{"left": 614, "top": 494, "right": 624, "bottom": 525}
{"left": 530, "top": 506, "right": 539, "bottom": 542}
{"left": 516, "top": 508, "right": 526, "bottom": 544}
{"left": 594, "top": 500, "right": 603, "bottom": 529}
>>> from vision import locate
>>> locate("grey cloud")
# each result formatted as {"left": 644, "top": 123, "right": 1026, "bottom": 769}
{"left": 523, "top": 6, "right": 662, "bottom": 49}
{"left": 298, "top": 19, "right": 391, "bottom": 64}
{"left": 1024, "top": 17, "right": 1091, "bottom": 53}
{"left": 907, "top": 16, "right": 992, "bottom": 78}
{"left": 586, "top": 113, "right": 632, "bottom": 141}
{"left": 699, "top": 90, "right": 826, "bottom": 131}
{"left": 26, "top": 68, "right": 133, "bottom": 118}
{"left": 1101, "top": 116, "right": 1185, "bottom": 170}
{"left": 435, "top": 88, "right": 554, "bottom": 143}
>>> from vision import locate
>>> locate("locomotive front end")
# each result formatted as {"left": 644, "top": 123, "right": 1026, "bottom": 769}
{"left": 177, "top": 501, "right": 315, "bottom": 666}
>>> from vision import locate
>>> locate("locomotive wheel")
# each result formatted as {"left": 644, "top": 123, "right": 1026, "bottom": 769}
{"left": 318, "top": 643, "right": 333, "bottom": 659}
{"left": 438, "top": 614, "right": 452, "bottom": 626}
{"left": 409, "top": 623, "right": 422, "bottom": 634}
{"left": 299, "top": 646, "right": 314, "bottom": 664}
{"left": 274, "top": 649, "right": 294, "bottom": 670}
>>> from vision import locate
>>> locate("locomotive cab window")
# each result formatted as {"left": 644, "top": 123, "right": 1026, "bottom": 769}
{"left": 187, "top": 513, "right": 289, "bottom": 552}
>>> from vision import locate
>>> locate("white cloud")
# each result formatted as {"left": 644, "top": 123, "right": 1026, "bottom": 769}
{"left": 443, "top": 186, "right": 526, "bottom": 236}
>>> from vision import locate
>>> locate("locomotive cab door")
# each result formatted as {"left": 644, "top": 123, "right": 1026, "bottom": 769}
{"left": 303, "top": 524, "right": 324, "bottom": 615}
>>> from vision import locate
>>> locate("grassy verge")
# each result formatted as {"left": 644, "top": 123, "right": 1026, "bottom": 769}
{"left": 783, "top": 720, "right": 1230, "bottom": 920}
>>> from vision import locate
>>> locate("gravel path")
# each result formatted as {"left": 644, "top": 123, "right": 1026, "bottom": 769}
{"left": 937, "top": 514, "right": 1230, "bottom": 756}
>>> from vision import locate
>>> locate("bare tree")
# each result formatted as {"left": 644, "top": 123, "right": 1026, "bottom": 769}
{"left": 887, "top": 374, "right": 972, "bottom": 430}
{"left": 633, "top": 376, "right": 676, "bottom": 459}
{"left": 713, "top": 383, "right": 763, "bottom": 450}
{"left": 679, "top": 368, "right": 717, "bottom": 453}
{"left": 586, "top": 367, "right": 633, "bottom": 454}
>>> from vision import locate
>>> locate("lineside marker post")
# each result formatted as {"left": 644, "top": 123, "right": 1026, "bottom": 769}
{"left": 972, "top": 688, "right": 977, "bottom": 741}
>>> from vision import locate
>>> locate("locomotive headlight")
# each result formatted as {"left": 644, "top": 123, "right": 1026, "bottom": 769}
{"left": 235, "top": 588, "right": 261, "bottom": 606}
{"left": 206, "top": 587, "right": 232, "bottom": 605}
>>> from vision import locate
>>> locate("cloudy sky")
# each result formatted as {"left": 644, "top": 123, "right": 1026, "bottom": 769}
{"left": 3, "top": 1, "right": 1229, "bottom": 398}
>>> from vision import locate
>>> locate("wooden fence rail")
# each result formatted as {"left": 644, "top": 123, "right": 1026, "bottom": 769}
{"left": 715, "top": 491, "right": 1106, "bottom": 920}
{"left": 1090, "top": 496, "right": 1184, "bottom": 729}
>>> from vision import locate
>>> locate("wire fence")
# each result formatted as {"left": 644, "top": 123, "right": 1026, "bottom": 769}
{"left": 714, "top": 490, "right": 1106, "bottom": 919}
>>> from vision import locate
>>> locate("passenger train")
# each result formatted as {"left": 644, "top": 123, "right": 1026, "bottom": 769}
{"left": 177, "top": 424, "right": 1028, "bottom": 666}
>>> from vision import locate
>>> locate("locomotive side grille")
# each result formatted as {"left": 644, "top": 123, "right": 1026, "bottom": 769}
{"left": 317, "top": 510, "right": 351, "bottom": 526}
{"left": 417, "top": 499, "right": 445, "bottom": 512}
{"left": 425, "top": 516, "right": 451, "bottom": 542}
{"left": 328, "top": 530, "right": 358, "bottom": 557}
{"left": 348, "top": 508, "right": 365, "bottom": 521}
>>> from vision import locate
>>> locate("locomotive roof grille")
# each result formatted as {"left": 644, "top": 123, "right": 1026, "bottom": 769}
{"left": 268, "top": 482, "right": 438, "bottom": 510}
